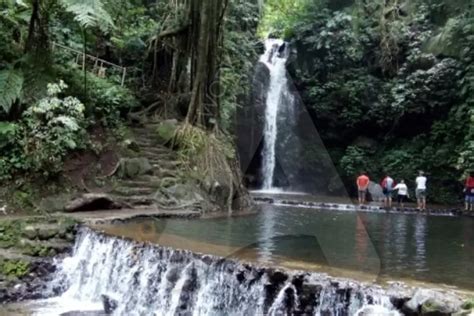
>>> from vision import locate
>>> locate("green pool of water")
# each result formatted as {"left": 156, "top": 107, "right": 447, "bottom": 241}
{"left": 98, "top": 205, "right": 474, "bottom": 290}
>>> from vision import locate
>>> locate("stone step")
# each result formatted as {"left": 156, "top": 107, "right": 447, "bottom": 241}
{"left": 18, "top": 239, "right": 72, "bottom": 257}
{"left": 144, "top": 156, "right": 177, "bottom": 164}
{"left": 134, "top": 175, "right": 162, "bottom": 182}
{"left": 140, "top": 148, "right": 175, "bottom": 156}
{"left": 120, "top": 180, "right": 163, "bottom": 188}
{"left": 134, "top": 140, "right": 160, "bottom": 148}
{"left": 118, "top": 195, "right": 156, "bottom": 206}
{"left": 0, "top": 248, "right": 36, "bottom": 262}
{"left": 148, "top": 158, "right": 179, "bottom": 165}
{"left": 112, "top": 186, "right": 156, "bottom": 196}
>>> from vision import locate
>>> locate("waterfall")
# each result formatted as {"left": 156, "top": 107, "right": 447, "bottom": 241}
{"left": 260, "top": 39, "right": 292, "bottom": 190}
{"left": 32, "top": 227, "right": 402, "bottom": 316}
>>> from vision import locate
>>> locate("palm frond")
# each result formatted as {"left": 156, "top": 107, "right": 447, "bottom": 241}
{"left": 0, "top": 68, "right": 24, "bottom": 113}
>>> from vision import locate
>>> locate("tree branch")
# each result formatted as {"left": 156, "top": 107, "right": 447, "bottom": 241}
{"left": 158, "top": 23, "right": 190, "bottom": 39}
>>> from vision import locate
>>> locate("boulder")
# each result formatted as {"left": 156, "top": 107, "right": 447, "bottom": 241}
{"left": 38, "top": 194, "right": 72, "bottom": 213}
{"left": 403, "top": 289, "right": 463, "bottom": 315}
{"left": 118, "top": 158, "right": 153, "bottom": 179}
{"left": 101, "top": 294, "right": 118, "bottom": 314}
{"left": 164, "top": 183, "right": 205, "bottom": 206}
{"left": 37, "top": 227, "right": 59, "bottom": 240}
{"left": 65, "top": 194, "right": 124, "bottom": 213}
{"left": 156, "top": 119, "right": 178, "bottom": 145}
{"left": 123, "top": 138, "right": 140, "bottom": 152}
{"left": 22, "top": 226, "right": 38, "bottom": 240}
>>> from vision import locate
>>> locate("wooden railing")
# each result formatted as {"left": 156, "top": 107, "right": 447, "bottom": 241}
{"left": 52, "top": 42, "right": 127, "bottom": 86}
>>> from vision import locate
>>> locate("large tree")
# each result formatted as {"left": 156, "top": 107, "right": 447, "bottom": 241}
{"left": 156, "top": 0, "right": 228, "bottom": 128}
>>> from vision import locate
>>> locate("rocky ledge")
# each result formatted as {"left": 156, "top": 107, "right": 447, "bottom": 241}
{"left": 0, "top": 217, "right": 77, "bottom": 303}
{"left": 253, "top": 196, "right": 474, "bottom": 218}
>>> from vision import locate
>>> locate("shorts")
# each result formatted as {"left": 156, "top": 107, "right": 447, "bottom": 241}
{"left": 383, "top": 188, "right": 393, "bottom": 197}
{"left": 398, "top": 195, "right": 407, "bottom": 203}
{"left": 416, "top": 189, "right": 426, "bottom": 199}
{"left": 466, "top": 195, "right": 474, "bottom": 203}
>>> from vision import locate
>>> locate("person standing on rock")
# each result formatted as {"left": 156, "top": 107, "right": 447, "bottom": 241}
{"left": 393, "top": 180, "right": 409, "bottom": 208}
{"left": 464, "top": 172, "right": 474, "bottom": 212}
{"left": 415, "top": 171, "right": 427, "bottom": 211}
{"left": 381, "top": 174, "right": 395, "bottom": 208}
{"left": 357, "top": 172, "right": 370, "bottom": 205}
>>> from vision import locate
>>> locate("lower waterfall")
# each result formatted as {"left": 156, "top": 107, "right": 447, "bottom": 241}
{"left": 36, "top": 227, "right": 401, "bottom": 316}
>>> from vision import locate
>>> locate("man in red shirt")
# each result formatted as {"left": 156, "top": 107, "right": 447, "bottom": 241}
{"left": 357, "top": 172, "right": 370, "bottom": 205}
{"left": 465, "top": 172, "right": 474, "bottom": 212}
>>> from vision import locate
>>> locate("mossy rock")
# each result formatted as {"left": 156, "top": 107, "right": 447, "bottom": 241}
{"left": 19, "top": 241, "right": 51, "bottom": 257}
{"left": 118, "top": 158, "right": 153, "bottom": 179}
{"left": 0, "top": 259, "right": 30, "bottom": 279}
{"left": 38, "top": 194, "right": 72, "bottom": 213}
{"left": 421, "top": 298, "right": 459, "bottom": 315}
{"left": 0, "top": 221, "right": 22, "bottom": 249}
{"left": 22, "top": 226, "right": 38, "bottom": 240}
{"left": 461, "top": 299, "right": 474, "bottom": 310}
{"left": 156, "top": 119, "right": 178, "bottom": 145}
{"left": 37, "top": 227, "right": 59, "bottom": 240}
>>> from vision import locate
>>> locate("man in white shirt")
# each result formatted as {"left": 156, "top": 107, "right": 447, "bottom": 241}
{"left": 415, "top": 171, "right": 427, "bottom": 211}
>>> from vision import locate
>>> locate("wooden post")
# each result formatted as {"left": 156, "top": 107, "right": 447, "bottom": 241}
{"left": 121, "top": 67, "right": 127, "bottom": 86}
{"left": 93, "top": 57, "right": 99, "bottom": 73}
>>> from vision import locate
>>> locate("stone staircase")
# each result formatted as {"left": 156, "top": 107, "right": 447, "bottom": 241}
{"left": 109, "top": 124, "right": 183, "bottom": 209}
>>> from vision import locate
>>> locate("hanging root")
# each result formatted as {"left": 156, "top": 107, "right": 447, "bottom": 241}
{"left": 172, "top": 123, "right": 247, "bottom": 212}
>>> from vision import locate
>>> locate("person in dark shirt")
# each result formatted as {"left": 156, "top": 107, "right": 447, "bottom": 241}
{"left": 464, "top": 172, "right": 474, "bottom": 212}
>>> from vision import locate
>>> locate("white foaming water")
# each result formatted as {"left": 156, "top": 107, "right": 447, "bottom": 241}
{"left": 29, "top": 228, "right": 401, "bottom": 316}
{"left": 32, "top": 228, "right": 267, "bottom": 316}
{"left": 260, "top": 39, "right": 290, "bottom": 190}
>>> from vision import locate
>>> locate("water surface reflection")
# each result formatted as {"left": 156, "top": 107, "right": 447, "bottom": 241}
{"left": 97, "top": 206, "right": 474, "bottom": 289}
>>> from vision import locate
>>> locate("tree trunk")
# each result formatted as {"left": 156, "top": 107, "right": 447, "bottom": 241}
{"left": 25, "top": 0, "right": 40, "bottom": 53}
{"left": 185, "top": 0, "right": 211, "bottom": 125}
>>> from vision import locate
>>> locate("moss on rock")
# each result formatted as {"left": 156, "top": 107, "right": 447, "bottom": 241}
{"left": 156, "top": 119, "right": 178, "bottom": 145}
{"left": 0, "top": 221, "right": 22, "bottom": 249}
{"left": 0, "top": 259, "right": 30, "bottom": 279}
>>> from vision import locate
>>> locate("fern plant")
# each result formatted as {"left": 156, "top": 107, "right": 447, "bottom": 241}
{"left": 0, "top": 68, "right": 24, "bottom": 114}
{"left": 60, "top": 0, "right": 114, "bottom": 31}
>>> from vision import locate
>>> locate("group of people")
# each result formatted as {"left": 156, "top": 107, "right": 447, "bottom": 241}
{"left": 356, "top": 171, "right": 474, "bottom": 211}
{"left": 356, "top": 171, "right": 428, "bottom": 211}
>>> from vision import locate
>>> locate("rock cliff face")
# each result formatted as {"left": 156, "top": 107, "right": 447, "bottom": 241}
{"left": 237, "top": 62, "right": 270, "bottom": 188}
{"left": 30, "top": 227, "right": 470, "bottom": 316}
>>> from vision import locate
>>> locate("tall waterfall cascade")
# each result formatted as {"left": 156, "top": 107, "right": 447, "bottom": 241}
{"left": 34, "top": 227, "right": 401, "bottom": 315}
{"left": 260, "top": 39, "right": 293, "bottom": 191}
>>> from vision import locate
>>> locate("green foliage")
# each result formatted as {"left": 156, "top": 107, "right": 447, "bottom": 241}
{"left": 0, "top": 259, "right": 30, "bottom": 278}
{"left": 0, "top": 68, "right": 24, "bottom": 113}
{"left": 266, "top": 0, "right": 473, "bottom": 203}
{"left": 60, "top": 0, "right": 114, "bottom": 32}
{"left": 0, "top": 220, "right": 22, "bottom": 249}
{"left": 20, "top": 80, "right": 87, "bottom": 175}
{"left": 58, "top": 67, "right": 139, "bottom": 127}
{"left": 340, "top": 146, "right": 373, "bottom": 177}
{"left": 220, "top": 0, "right": 261, "bottom": 132}
{"left": 0, "top": 122, "right": 17, "bottom": 149}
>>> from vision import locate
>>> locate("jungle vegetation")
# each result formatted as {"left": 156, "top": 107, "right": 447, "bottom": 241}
{"left": 262, "top": 0, "right": 474, "bottom": 203}
{"left": 0, "top": 0, "right": 472, "bottom": 204}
